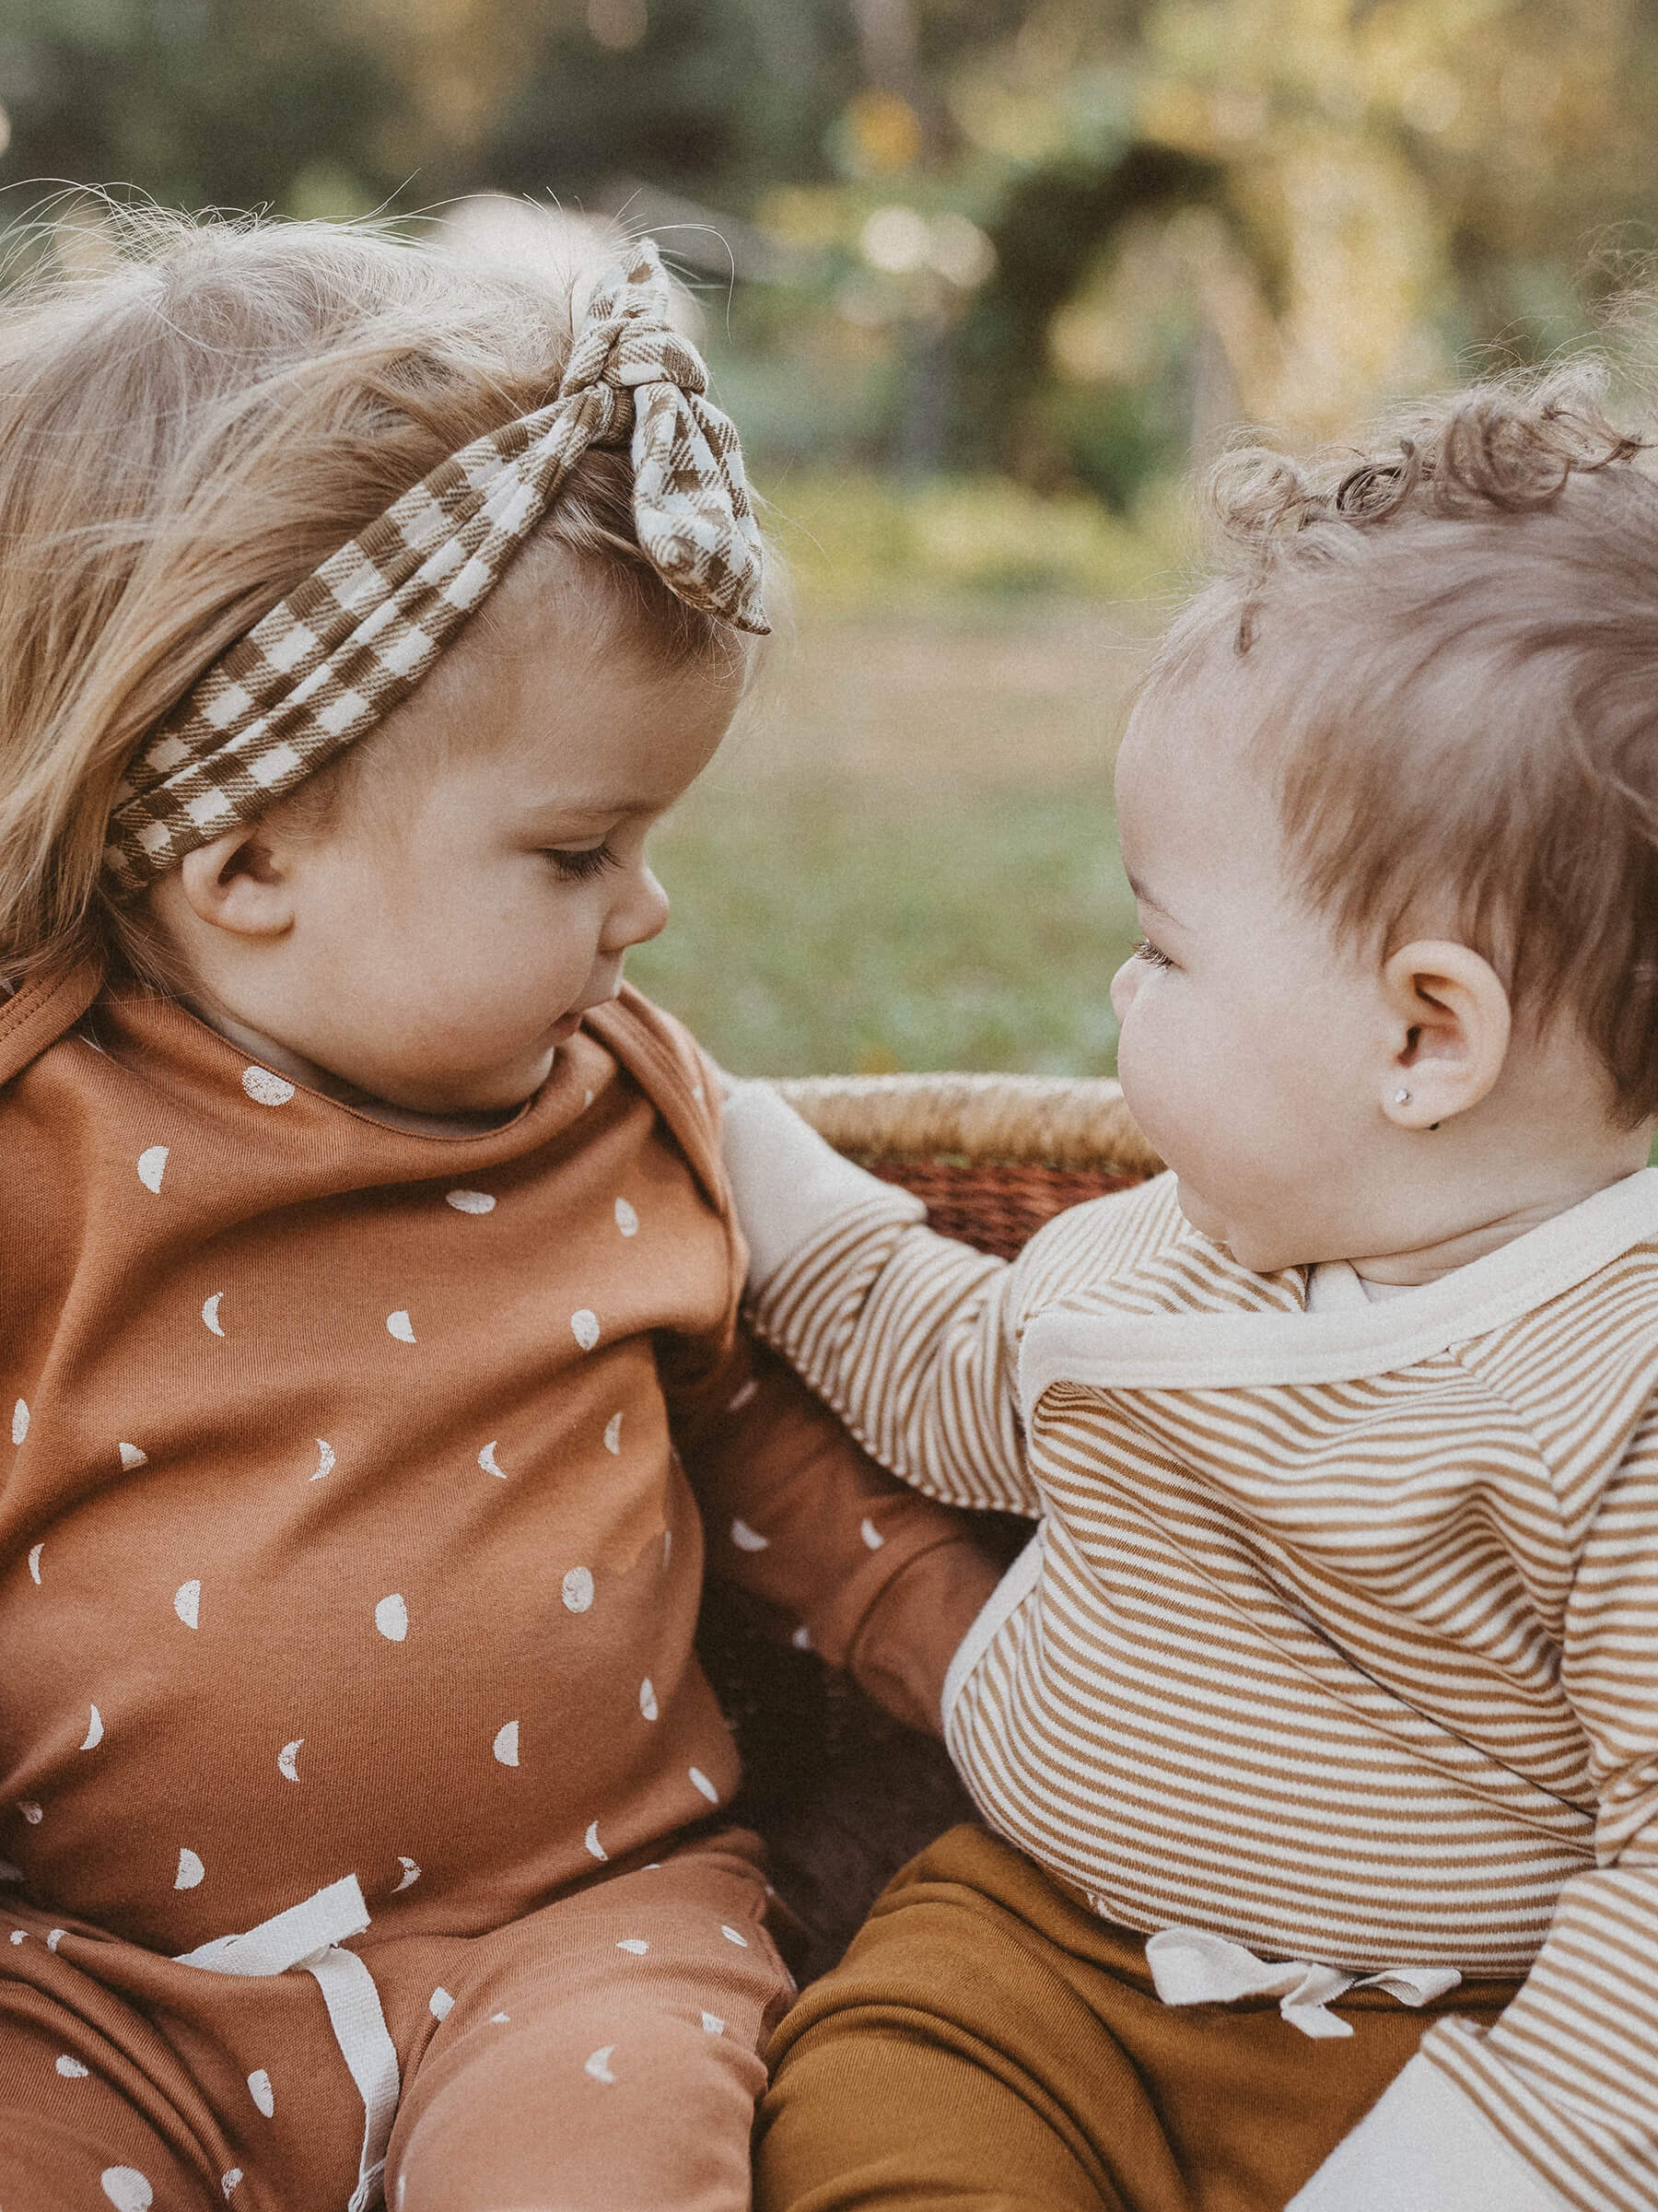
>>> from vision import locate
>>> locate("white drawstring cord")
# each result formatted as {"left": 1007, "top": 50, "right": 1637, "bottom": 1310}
{"left": 176, "top": 1873, "right": 400, "bottom": 2211}
{"left": 1146, "top": 1925, "right": 1461, "bottom": 2041}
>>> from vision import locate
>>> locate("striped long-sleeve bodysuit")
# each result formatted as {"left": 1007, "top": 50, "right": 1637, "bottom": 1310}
{"left": 0, "top": 977, "right": 993, "bottom": 2212}
{"left": 735, "top": 1126, "right": 1658, "bottom": 2212}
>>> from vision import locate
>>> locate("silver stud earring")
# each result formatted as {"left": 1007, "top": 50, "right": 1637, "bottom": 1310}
{"left": 1394, "top": 1087, "right": 1411, "bottom": 1105}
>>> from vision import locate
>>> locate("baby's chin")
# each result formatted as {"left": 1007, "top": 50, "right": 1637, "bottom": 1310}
{"left": 1173, "top": 1178, "right": 1301, "bottom": 1275}
{"left": 1173, "top": 1176, "right": 1227, "bottom": 1246}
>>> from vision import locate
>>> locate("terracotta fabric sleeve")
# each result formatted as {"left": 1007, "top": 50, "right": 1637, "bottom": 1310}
{"left": 673, "top": 1334, "right": 1003, "bottom": 1739}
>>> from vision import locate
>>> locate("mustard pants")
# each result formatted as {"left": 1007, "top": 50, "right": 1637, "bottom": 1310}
{"left": 0, "top": 1830, "right": 793, "bottom": 2212}
{"left": 754, "top": 1825, "right": 1521, "bottom": 2212}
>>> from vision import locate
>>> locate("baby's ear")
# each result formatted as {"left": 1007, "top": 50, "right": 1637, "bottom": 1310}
{"left": 1379, "top": 940, "right": 1512, "bottom": 1130}
{"left": 175, "top": 826, "right": 296, "bottom": 939}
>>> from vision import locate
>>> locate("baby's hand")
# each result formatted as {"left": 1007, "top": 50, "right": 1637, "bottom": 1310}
{"left": 718, "top": 1079, "right": 901, "bottom": 1293}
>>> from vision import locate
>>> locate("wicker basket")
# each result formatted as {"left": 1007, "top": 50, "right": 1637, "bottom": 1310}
{"left": 701, "top": 1071, "right": 1161, "bottom": 1980}
{"left": 776, "top": 1071, "right": 1160, "bottom": 1261}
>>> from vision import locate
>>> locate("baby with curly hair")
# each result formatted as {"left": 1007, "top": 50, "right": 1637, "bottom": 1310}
{"left": 721, "top": 375, "right": 1658, "bottom": 2212}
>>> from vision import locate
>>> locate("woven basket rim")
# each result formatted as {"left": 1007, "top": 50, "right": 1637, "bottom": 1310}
{"left": 774, "top": 1071, "right": 1162, "bottom": 1177}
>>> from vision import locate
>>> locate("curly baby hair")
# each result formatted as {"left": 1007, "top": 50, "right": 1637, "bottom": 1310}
{"left": 0, "top": 203, "right": 748, "bottom": 988}
{"left": 1141, "top": 365, "right": 1658, "bottom": 1126}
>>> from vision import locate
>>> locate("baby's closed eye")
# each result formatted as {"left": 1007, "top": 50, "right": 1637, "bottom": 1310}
{"left": 544, "top": 843, "right": 620, "bottom": 883}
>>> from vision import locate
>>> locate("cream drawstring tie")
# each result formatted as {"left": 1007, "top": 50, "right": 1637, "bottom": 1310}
{"left": 1145, "top": 1925, "right": 1461, "bottom": 2041}
{"left": 175, "top": 1873, "right": 399, "bottom": 2212}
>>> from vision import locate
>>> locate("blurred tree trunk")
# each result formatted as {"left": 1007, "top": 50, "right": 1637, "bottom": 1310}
{"left": 849, "top": 0, "right": 918, "bottom": 93}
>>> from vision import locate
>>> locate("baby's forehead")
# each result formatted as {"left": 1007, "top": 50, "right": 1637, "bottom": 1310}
{"left": 1117, "top": 664, "right": 1288, "bottom": 868}
{"left": 1122, "top": 628, "right": 1284, "bottom": 788}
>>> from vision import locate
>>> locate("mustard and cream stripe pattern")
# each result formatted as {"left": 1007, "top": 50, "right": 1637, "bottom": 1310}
{"left": 753, "top": 1167, "right": 1658, "bottom": 2212}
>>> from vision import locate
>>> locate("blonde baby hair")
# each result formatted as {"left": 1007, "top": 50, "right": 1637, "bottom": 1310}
{"left": 0, "top": 205, "right": 744, "bottom": 988}
{"left": 1142, "top": 367, "right": 1658, "bottom": 1125}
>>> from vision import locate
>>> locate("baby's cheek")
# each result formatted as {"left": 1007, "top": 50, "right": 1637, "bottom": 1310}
{"left": 1108, "top": 960, "right": 1140, "bottom": 1023}
{"left": 1113, "top": 1031, "right": 1181, "bottom": 1166}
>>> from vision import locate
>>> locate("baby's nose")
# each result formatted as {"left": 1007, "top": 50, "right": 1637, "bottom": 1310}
{"left": 1109, "top": 955, "right": 1139, "bottom": 1021}
{"left": 608, "top": 864, "right": 670, "bottom": 953}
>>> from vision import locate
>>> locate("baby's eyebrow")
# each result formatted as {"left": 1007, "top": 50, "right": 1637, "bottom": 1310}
{"left": 1126, "top": 869, "right": 1174, "bottom": 919}
{"left": 522, "top": 792, "right": 662, "bottom": 823}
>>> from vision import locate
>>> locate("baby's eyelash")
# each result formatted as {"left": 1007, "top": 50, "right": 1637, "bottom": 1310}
{"left": 1134, "top": 936, "right": 1173, "bottom": 970}
{"left": 545, "top": 843, "right": 620, "bottom": 884}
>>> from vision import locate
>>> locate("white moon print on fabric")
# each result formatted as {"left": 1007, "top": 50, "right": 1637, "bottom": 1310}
{"left": 277, "top": 1740, "right": 303, "bottom": 1783}
{"left": 136, "top": 1146, "right": 169, "bottom": 1195}
{"left": 702, "top": 2012, "right": 725, "bottom": 2034}
{"left": 375, "top": 1594, "right": 409, "bottom": 1643}
{"left": 310, "top": 1440, "right": 335, "bottom": 1481}
{"left": 689, "top": 1766, "right": 718, "bottom": 1805}
{"left": 445, "top": 1188, "right": 496, "bottom": 1214}
{"left": 859, "top": 1516, "right": 885, "bottom": 1550}
{"left": 240, "top": 1067, "right": 295, "bottom": 1106}
{"left": 490, "top": 2011, "right": 510, "bottom": 2024}
{"left": 175, "top": 1848, "right": 204, "bottom": 1890}
{"left": 248, "top": 2068, "right": 274, "bottom": 2117}
{"left": 584, "top": 2045, "right": 617, "bottom": 2085}
{"left": 639, "top": 1678, "right": 658, "bottom": 1721}
{"left": 118, "top": 1442, "right": 147, "bottom": 1470}
{"left": 202, "top": 1293, "right": 226, "bottom": 1338}
{"left": 0, "top": 1861, "right": 21, "bottom": 1880}
{"left": 603, "top": 1412, "right": 624, "bottom": 1455}
{"left": 614, "top": 1197, "right": 639, "bottom": 1236}
{"left": 79, "top": 1705, "right": 103, "bottom": 1750}
{"left": 570, "top": 1308, "right": 600, "bottom": 1352}
{"left": 429, "top": 1987, "right": 454, "bottom": 2021}
{"left": 478, "top": 1442, "right": 507, "bottom": 1479}
{"left": 10, "top": 1399, "right": 27, "bottom": 1445}
{"left": 584, "top": 1820, "right": 607, "bottom": 1862}
{"left": 174, "top": 1580, "right": 201, "bottom": 1629}
{"left": 56, "top": 2054, "right": 89, "bottom": 2077}
{"left": 730, "top": 1518, "right": 768, "bottom": 1552}
{"left": 791, "top": 1624, "right": 811, "bottom": 1651}
{"left": 727, "top": 1378, "right": 759, "bottom": 1413}
{"left": 721, "top": 1925, "right": 749, "bottom": 1948}
{"left": 493, "top": 1721, "right": 520, "bottom": 1767}
{"left": 46, "top": 1927, "right": 64, "bottom": 1949}
{"left": 386, "top": 1310, "right": 416, "bottom": 1343}
{"left": 7, "top": 1928, "right": 22, "bottom": 1943}
{"left": 616, "top": 1937, "right": 648, "bottom": 1955}
{"left": 18, "top": 1802, "right": 42, "bottom": 1824}
{"left": 393, "top": 1856, "right": 421, "bottom": 1892}
{"left": 221, "top": 2171, "right": 243, "bottom": 2198}
{"left": 27, "top": 1543, "right": 41, "bottom": 1586}
{"left": 100, "top": 2169, "right": 154, "bottom": 2212}
{"left": 561, "top": 1565, "right": 594, "bottom": 1614}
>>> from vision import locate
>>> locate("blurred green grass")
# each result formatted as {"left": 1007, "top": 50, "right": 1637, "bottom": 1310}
{"left": 630, "top": 772, "right": 1137, "bottom": 1075}
{"left": 627, "top": 583, "right": 1156, "bottom": 1077}
{"left": 747, "top": 468, "right": 1194, "bottom": 610}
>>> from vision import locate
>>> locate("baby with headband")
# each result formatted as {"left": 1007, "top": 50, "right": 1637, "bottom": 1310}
{"left": 0, "top": 216, "right": 996, "bottom": 2212}
{"left": 721, "top": 380, "right": 1658, "bottom": 2212}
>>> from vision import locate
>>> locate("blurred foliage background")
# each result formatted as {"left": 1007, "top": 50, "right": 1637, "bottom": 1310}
{"left": 4, "top": 0, "right": 1656, "bottom": 1071}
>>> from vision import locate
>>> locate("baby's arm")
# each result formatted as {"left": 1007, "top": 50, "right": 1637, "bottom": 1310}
{"left": 672, "top": 1330, "right": 1003, "bottom": 1737}
{"left": 1289, "top": 1409, "right": 1658, "bottom": 2212}
{"left": 719, "top": 1080, "right": 1039, "bottom": 1518}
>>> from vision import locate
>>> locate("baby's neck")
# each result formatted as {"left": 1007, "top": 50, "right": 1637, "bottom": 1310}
{"left": 183, "top": 997, "right": 520, "bottom": 1139}
{"left": 1342, "top": 1155, "right": 1652, "bottom": 1289}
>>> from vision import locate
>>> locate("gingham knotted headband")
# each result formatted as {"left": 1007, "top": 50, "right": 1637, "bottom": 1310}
{"left": 103, "top": 236, "right": 767, "bottom": 897}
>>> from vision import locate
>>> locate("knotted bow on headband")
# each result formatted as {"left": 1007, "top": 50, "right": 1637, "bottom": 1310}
{"left": 102, "top": 236, "right": 767, "bottom": 897}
